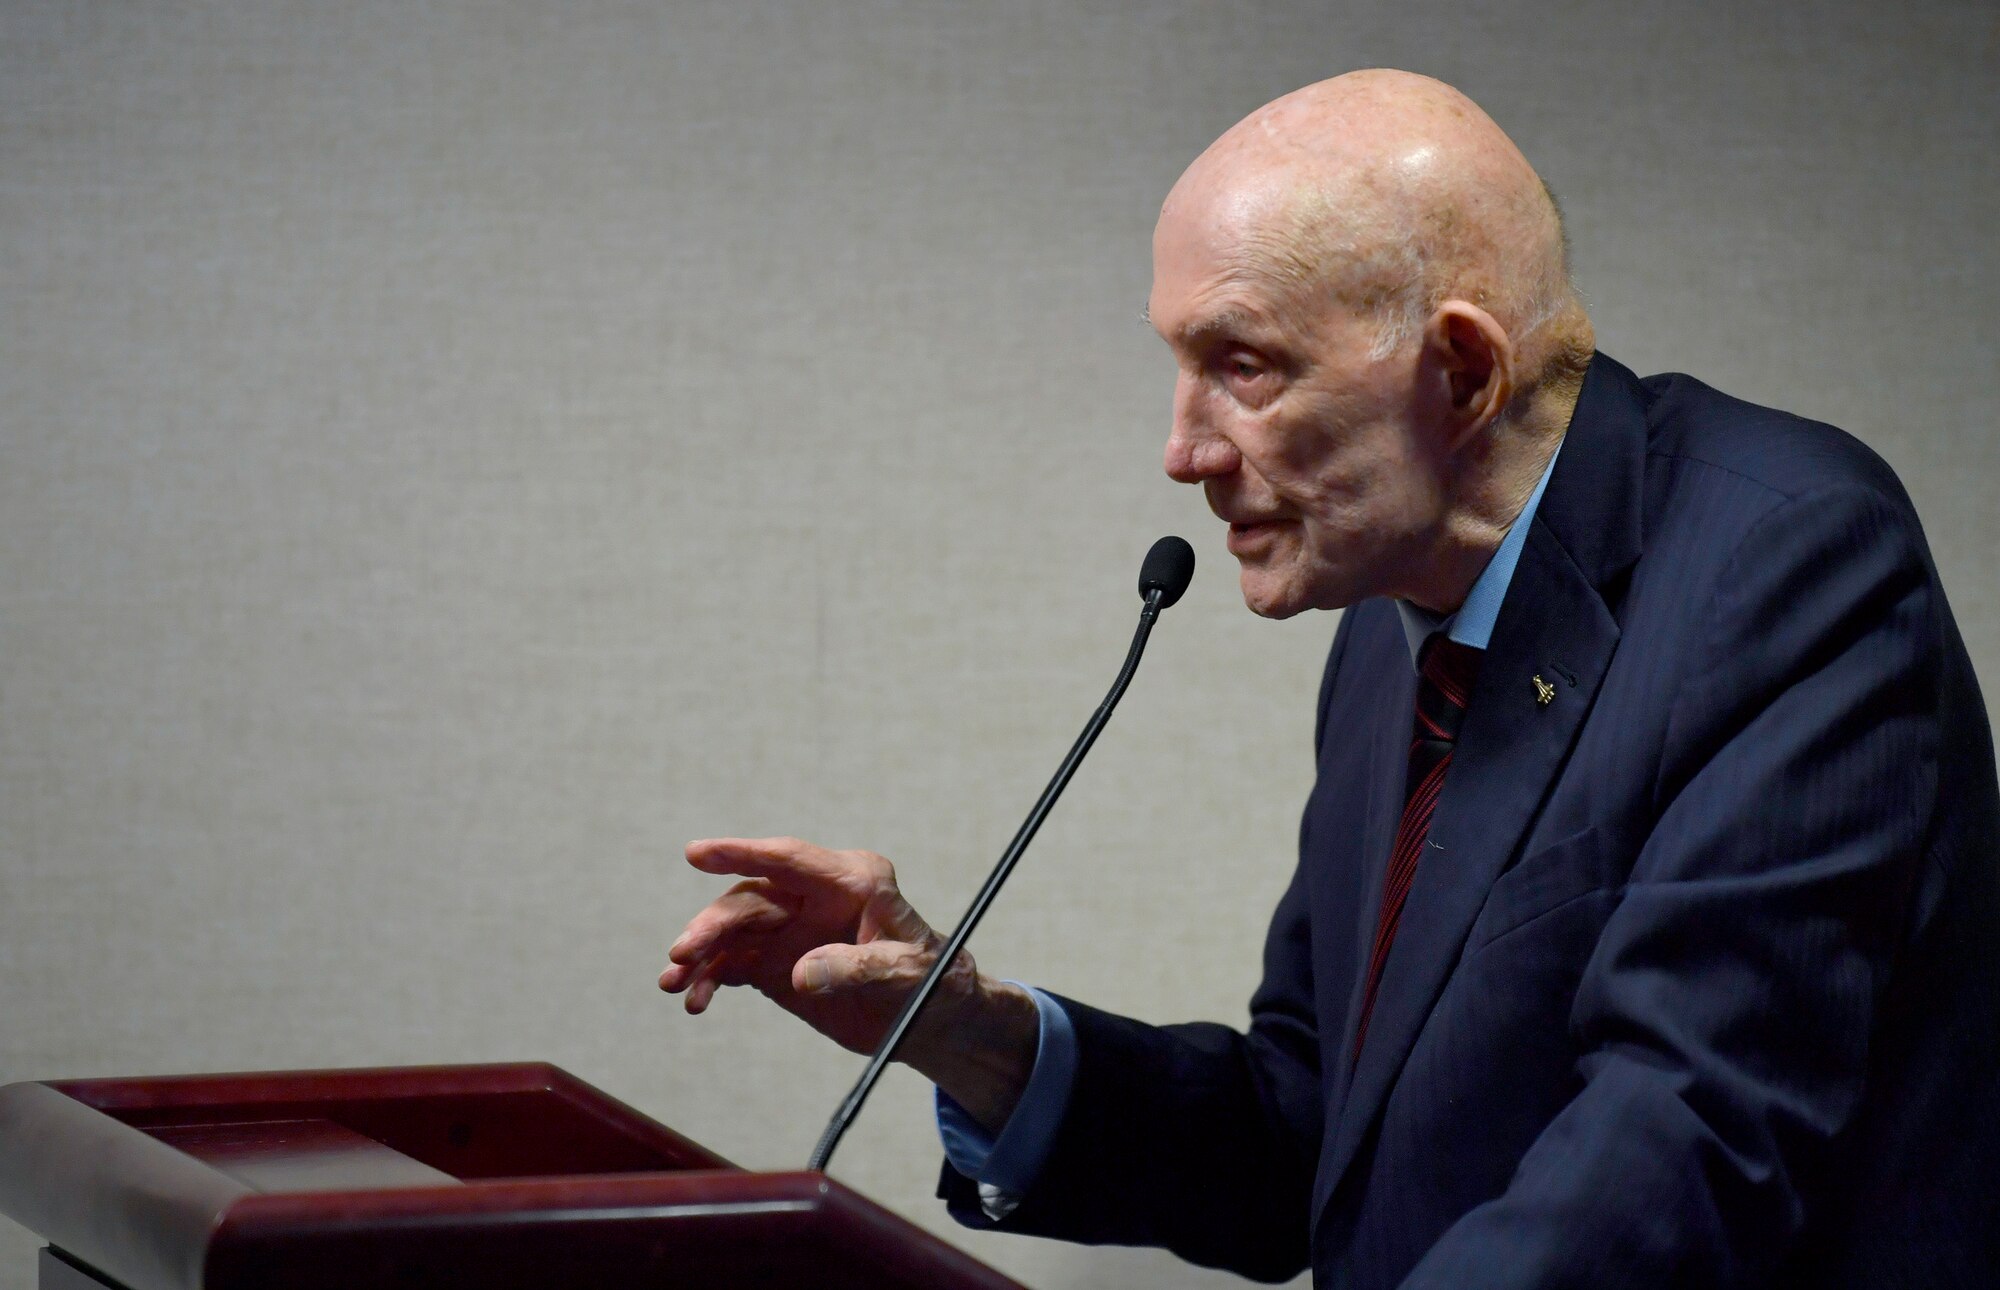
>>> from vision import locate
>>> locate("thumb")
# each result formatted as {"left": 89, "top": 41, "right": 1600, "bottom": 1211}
{"left": 793, "top": 939, "right": 933, "bottom": 997}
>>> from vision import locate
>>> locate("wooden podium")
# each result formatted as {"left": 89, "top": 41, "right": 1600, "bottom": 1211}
{"left": 0, "top": 1063, "right": 1026, "bottom": 1289}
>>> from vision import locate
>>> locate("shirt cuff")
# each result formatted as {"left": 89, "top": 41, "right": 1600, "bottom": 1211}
{"left": 933, "top": 983, "right": 1077, "bottom": 1196}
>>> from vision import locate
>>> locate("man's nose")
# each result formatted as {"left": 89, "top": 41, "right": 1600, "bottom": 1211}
{"left": 1164, "top": 373, "right": 1241, "bottom": 483}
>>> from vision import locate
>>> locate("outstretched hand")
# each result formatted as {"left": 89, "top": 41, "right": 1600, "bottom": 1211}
{"left": 660, "top": 836, "right": 1039, "bottom": 1130}
{"left": 662, "top": 836, "right": 971, "bottom": 1057}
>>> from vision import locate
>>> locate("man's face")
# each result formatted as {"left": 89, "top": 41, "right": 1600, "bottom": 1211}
{"left": 1149, "top": 200, "right": 1445, "bottom": 619}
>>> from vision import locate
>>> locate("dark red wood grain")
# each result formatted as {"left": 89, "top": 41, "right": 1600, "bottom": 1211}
{"left": 53, "top": 1061, "right": 729, "bottom": 1178}
{"left": 203, "top": 1171, "right": 1023, "bottom": 1290}
{"left": 144, "top": 1119, "right": 460, "bottom": 1192}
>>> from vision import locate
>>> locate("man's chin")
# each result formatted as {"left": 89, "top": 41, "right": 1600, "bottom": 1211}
{"left": 1237, "top": 559, "right": 1360, "bottom": 619}
{"left": 1238, "top": 568, "right": 1312, "bottom": 620}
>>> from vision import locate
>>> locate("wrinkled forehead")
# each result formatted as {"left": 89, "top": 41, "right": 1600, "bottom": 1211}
{"left": 1151, "top": 165, "right": 1366, "bottom": 318}
{"left": 1149, "top": 202, "right": 1290, "bottom": 339}
{"left": 1155, "top": 167, "right": 1318, "bottom": 281}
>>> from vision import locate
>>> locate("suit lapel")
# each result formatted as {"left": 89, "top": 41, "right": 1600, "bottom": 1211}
{"left": 1325, "top": 630, "right": 1419, "bottom": 1118}
{"left": 1316, "top": 352, "right": 1651, "bottom": 1201}
{"left": 1320, "top": 528, "right": 1620, "bottom": 1190}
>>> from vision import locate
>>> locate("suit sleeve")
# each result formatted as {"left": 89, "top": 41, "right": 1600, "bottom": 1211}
{"left": 938, "top": 891, "right": 1324, "bottom": 1282}
{"left": 936, "top": 610, "right": 1359, "bottom": 1283}
{"left": 1402, "top": 484, "right": 1941, "bottom": 1288}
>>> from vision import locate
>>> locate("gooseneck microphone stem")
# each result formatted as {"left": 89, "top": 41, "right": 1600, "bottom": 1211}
{"left": 806, "top": 589, "right": 1173, "bottom": 1174}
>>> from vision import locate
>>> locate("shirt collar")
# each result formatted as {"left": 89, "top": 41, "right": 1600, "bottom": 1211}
{"left": 1394, "top": 436, "right": 1565, "bottom": 666}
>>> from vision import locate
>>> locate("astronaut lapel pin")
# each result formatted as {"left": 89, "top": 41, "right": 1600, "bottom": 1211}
{"left": 1533, "top": 674, "right": 1557, "bottom": 707}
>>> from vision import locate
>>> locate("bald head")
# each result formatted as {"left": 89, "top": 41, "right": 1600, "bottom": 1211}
{"left": 1162, "top": 70, "right": 1588, "bottom": 385}
{"left": 1150, "top": 72, "right": 1597, "bottom": 618}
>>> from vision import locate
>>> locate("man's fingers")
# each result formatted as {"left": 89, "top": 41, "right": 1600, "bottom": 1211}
{"left": 669, "top": 881, "right": 793, "bottom": 965}
{"left": 667, "top": 838, "right": 919, "bottom": 1021}
{"left": 792, "top": 940, "right": 932, "bottom": 998}
{"left": 682, "top": 948, "right": 774, "bottom": 1011}
{"left": 661, "top": 885, "right": 783, "bottom": 994}
{"left": 685, "top": 836, "right": 882, "bottom": 889}
{"left": 684, "top": 954, "right": 724, "bottom": 1014}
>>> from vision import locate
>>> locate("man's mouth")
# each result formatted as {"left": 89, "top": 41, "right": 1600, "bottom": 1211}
{"left": 1226, "top": 518, "right": 1290, "bottom": 554}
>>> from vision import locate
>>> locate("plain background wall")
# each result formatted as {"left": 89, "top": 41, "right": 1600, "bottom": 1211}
{"left": 2, "top": 2, "right": 1994, "bottom": 1286}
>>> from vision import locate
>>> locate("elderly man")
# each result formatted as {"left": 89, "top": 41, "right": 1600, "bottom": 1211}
{"left": 662, "top": 71, "right": 2000, "bottom": 1286}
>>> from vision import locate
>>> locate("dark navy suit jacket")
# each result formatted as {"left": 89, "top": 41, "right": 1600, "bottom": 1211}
{"left": 942, "top": 354, "right": 2000, "bottom": 1286}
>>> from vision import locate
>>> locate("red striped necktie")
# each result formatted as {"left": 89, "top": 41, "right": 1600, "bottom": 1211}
{"left": 1353, "top": 634, "right": 1483, "bottom": 1058}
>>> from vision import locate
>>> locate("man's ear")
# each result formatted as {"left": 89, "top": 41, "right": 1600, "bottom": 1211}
{"left": 1423, "top": 301, "right": 1515, "bottom": 451}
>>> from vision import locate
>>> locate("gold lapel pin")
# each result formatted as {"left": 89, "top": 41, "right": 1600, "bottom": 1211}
{"left": 1533, "top": 675, "right": 1556, "bottom": 707}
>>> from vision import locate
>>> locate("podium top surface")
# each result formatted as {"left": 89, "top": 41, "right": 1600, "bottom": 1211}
{"left": 0, "top": 1062, "right": 1025, "bottom": 1290}
{"left": 45, "top": 1061, "right": 729, "bottom": 1182}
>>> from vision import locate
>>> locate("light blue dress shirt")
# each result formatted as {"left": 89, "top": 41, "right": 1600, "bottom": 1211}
{"left": 936, "top": 440, "right": 1566, "bottom": 1200}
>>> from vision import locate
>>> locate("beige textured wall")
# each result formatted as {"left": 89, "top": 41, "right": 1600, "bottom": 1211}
{"left": 2, "top": 3, "right": 1994, "bottom": 1287}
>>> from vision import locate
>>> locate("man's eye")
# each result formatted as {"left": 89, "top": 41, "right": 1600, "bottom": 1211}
{"left": 1209, "top": 351, "right": 1274, "bottom": 400}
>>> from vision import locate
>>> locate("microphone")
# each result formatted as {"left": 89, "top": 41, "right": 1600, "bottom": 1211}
{"left": 806, "top": 536, "right": 1196, "bottom": 1173}
{"left": 1139, "top": 534, "right": 1195, "bottom": 609}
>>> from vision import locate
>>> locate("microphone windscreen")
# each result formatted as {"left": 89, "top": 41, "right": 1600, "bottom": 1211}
{"left": 1138, "top": 535, "right": 1196, "bottom": 608}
